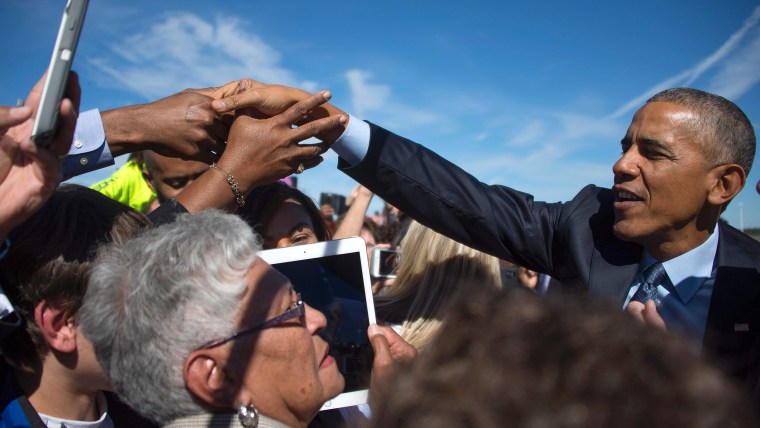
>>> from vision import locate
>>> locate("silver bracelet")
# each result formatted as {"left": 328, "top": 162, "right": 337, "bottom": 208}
{"left": 209, "top": 163, "right": 245, "bottom": 208}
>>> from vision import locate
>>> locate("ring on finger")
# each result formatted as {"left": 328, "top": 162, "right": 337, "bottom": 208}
{"left": 296, "top": 163, "right": 305, "bottom": 174}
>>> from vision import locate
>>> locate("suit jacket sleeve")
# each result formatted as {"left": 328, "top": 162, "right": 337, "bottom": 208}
{"left": 338, "top": 121, "right": 601, "bottom": 281}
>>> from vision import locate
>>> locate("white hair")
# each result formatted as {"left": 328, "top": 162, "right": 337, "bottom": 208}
{"left": 79, "top": 210, "right": 261, "bottom": 424}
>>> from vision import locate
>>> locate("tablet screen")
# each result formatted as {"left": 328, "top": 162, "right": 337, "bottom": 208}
{"left": 258, "top": 238, "right": 376, "bottom": 409}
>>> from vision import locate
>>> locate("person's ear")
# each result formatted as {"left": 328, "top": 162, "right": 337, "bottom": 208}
{"left": 707, "top": 164, "right": 745, "bottom": 206}
{"left": 184, "top": 351, "right": 238, "bottom": 408}
{"left": 33, "top": 300, "right": 77, "bottom": 353}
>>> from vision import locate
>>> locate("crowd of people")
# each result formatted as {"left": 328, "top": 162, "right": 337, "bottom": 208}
{"left": 0, "top": 62, "right": 758, "bottom": 428}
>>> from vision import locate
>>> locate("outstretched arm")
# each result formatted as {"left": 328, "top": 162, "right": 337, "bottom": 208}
{"left": 101, "top": 89, "right": 230, "bottom": 162}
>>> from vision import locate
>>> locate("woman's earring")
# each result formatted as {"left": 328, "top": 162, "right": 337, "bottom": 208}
{"left": 237, "top": 402, "right": 259, "bottom": 428}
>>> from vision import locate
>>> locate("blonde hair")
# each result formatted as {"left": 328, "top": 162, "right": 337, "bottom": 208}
{"left": 374, "top": 221, "right": 502, "bottom": 351}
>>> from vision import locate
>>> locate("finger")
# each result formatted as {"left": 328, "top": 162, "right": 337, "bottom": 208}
{"left": 211, "top": 90, "right": 264, "bottom": 113}
{"left": 274, "top": 91, "right": 332, "bottom": 127}
{"left": 368, "top": 324, "right": 393, "bottom": 368}
{"left": 0, "top": 106, "right": 33, "bottom": 133}
{"left": 288, "top": 114, "right": 347, "bottom": 144}
{"left": 50, "top": 98, "right": 78, "bottom": 158}
{"left": 18, "top": 132, "right": 63, "bottom": 185}
{"left": 65, "top": 71, "right": 81, "bottom": 112}
{"left": 625, "top": 301, "right": 646, "bottom": 323}
{"left": 291, "top": 141, "right": 332, "bottom": 159}
{"left": 291, "top": 156, "right": 324, "bottom": 174}
{"left": 210, "top": 79, "right": 268, "bottom": 104}
{"left": 643, "top": 300, "right": 667, "bottom": 331}
{"left": 0, "top": 139, "right": 19, "bottom": 182}
{"left": 208, "top": 80, "right": 241, "bottom": 100}
{"left": 378, "top": 325, "right": 417, "bottom": 362}
{"left": 186, "top": 86, "right": 219, "bottom": 97}
{"left": 24, "top": 70, "right": 48, "bottom": 112}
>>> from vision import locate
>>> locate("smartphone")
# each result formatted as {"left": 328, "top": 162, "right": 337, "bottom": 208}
{"left": 31, "top": 0, "right": 89, "bottom": 146}
{"left": 371, "top": 247, "right": 398, "bottom": 279}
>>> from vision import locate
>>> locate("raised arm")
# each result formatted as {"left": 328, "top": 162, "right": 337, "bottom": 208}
{"left": 333, "top": 184, "right": 374, "bottom": 239}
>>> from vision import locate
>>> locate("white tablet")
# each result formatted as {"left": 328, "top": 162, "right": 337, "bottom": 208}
{"left": 257, "top": 237, "right": 376, "bottom": 410}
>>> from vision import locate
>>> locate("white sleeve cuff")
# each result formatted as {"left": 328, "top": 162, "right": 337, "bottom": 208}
{"left": 332, "top": 114, "right": 370, "bottom": 166}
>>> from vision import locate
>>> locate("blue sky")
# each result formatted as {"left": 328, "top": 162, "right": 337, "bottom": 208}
{"left": 2, "top": 0, "right": 759, "bottom": 228}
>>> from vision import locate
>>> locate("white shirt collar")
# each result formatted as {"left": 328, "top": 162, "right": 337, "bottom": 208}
{"left": 641, "top": 227, "right": 719, "bottom": 303}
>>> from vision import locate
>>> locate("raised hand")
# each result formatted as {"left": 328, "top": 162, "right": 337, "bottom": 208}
{"left": 0, "top": 71, "right": 80, "bottom": 239}
{"left": 175, "top": 90, "right": 347, "bottom": 213}
{"left": 210, "top": 79, "right": 349, "bottom": 143}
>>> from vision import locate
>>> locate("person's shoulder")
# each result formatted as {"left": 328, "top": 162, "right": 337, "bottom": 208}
{"left": 561, "top": 185, "right": 613, "bottom": 221}
{"left": 718, "top": 223, "right": 760, "bottom": 261}
{"left": 572, "top": 184, "right": 612, "bottom": 203}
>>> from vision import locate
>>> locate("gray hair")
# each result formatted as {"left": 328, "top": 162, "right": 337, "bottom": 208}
{"left": 79, "top": 210, "right": 261, "bottom": 424}
{"left": 647, "top": 88, "right": 756, "bottom": 176}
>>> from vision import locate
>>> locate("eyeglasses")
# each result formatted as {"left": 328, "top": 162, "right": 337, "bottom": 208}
{"left": 197, "top": 293, "right": 305, "bottom": 350}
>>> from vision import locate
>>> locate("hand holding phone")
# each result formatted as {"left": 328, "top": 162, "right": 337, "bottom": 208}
{"left": 0, "top": 71, "right": 80, "bottom": 240}
{"left": 31, "top": 0, "right": 88, "bottom": 146}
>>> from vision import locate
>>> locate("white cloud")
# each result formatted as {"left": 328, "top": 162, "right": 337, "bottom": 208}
{"left": 608, "top": 5, "right": 760, "bottom": 120}
{"left": 344, "top": 69, "right": 438, "bottom": 129}
{"left": 708, "top": 27, "right": 760, "bottom": 99}
{"left": 457, "top": 3, "right": 760, "bottom": 202}
{"left": 466, "top": 110, "right": 621, "bottom": 182}
{"left": 89, "top": 12, "right": 311, "bottom": 100}
{"left": 345, "top": 69, "right": 390, "bottom": 114}
{"left": 506, "top": 120, "right": 546, "bottom": 147}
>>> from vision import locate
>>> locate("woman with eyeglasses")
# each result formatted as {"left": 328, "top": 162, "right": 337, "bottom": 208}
{"left": 78, "top": 210, "right": 414, "bottom": 428}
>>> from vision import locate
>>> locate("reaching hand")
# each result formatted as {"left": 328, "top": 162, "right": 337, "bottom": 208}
{"left": 210, "top": 79, "right": 349, "bottom": 143}
{"left": 216, "top": 90, "right": 347, "bottom": 190}
{"left": 210, "top": 79, "right": 307, "bottom": 116}
{"left": 0, "top": 71, "right": 80, "bottom": 239}
{"left": 173, "top": 90, "right": 347, "bottom": 213}
{"left": 101, "top": 90, "right": 231, "bottom": 162}
{"left": 346, "top": 184, "right": 373, "bottom": 207}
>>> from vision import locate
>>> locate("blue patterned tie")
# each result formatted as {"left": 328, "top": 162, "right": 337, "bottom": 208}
{"left": 631, "top": 262, "right": 666, "bottom": 307}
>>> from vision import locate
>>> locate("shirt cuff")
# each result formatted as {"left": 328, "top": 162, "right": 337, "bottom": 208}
{"left": 62, "top": 109, "right": 115, "bottom": 181}
{"left": 332, "top": 114, "right": 370, "bottom": 166}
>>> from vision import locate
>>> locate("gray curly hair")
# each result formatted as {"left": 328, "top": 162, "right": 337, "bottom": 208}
{"left": 79, "top": 210, "right": 261, "bottom": 424}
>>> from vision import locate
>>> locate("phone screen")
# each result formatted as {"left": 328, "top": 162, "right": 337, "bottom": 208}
{"left": 372, "top": 248, "right": 398, "bottom": 278}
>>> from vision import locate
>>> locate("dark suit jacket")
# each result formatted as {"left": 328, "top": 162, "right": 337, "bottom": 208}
{"left": 339, "top": 122, "right": 760, "bottom": 403}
